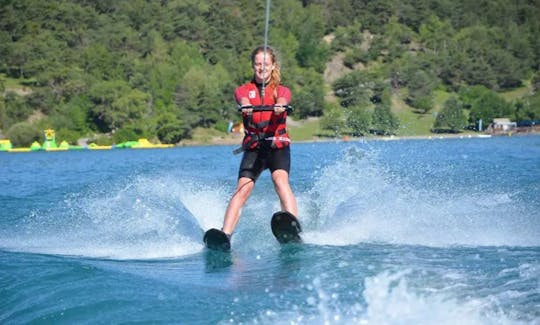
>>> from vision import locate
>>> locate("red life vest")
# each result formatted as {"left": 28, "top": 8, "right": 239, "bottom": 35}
{"left": 235, "top": 81, "right": 291, "bottom": 151}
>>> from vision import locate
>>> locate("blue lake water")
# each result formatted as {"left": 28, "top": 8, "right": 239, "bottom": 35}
{"left": 1, "top": 136, "right": 539, "bottom": 324}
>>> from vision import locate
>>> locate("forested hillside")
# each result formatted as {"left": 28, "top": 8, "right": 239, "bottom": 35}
{"left": 1, "top": 0, "right": 539, "bottom": 145}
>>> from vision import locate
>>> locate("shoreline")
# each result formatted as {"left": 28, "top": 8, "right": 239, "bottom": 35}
{"left": 178, "top": 130, "right": 538, "bottom": 148}
{"left": 3, "top": 130, "right": 536, "bottom": 153}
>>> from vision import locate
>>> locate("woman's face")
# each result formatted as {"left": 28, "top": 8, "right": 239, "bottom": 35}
{"left": 252, "top": 51, "right": 274, "bottom": 83}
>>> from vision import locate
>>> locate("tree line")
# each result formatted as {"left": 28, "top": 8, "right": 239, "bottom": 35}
{"left": 1, "top": 0, "right": 539, "bottom": 146}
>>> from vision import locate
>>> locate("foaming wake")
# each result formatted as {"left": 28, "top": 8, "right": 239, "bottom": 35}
{"left": 0, "top": 175, "right": 228, "bottom": 260}
{"left": 251, "top": 271, "right": 526, "bottom": 325}
{"left": 299, "top": 146, "right": 540, "bottom": 247}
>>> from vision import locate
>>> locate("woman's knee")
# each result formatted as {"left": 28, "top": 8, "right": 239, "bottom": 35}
{"left": 272, "top": 170, "right": 290, "bottom": 190}
{"left": 232, "top": 178, "right": 254, "bottom": 199}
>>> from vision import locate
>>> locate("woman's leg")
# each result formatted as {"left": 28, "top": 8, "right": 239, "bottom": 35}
{"left": 271, "top": 169, "right": 298, "bottom": 217}
{"left": 222, "top": 177, "right": 255, "bottom": 235}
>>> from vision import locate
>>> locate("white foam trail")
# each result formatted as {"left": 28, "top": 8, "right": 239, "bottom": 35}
{"left": 179, "top": 182, "right": 228, "bottom": 231}
{"left": 0, "top": 175, "right": 231, "bottom": 260}
{"left": 360, "top": 271, "right": 504, "bottom": 325}
{"left": 249, "top": 271, "right": 529, "bottom": 325}
{"left": 299, "top": 146, "right": 540, "bottom": 247}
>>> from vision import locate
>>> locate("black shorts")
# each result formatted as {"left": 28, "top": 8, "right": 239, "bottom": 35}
{"left": 238, "top": 146, "right": 291, "bottom": 181}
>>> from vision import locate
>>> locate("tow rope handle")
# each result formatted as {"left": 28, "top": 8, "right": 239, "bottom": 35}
{"left": 237, "top": 105, "right": 293, "bottom": 113}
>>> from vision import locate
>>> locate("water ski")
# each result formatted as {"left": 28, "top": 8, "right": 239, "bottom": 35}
{"left": 271, "top": 211, "right": 302, "bottom": 244}
{"left": 203, "top": 228, "right": 231, "bottom": 251}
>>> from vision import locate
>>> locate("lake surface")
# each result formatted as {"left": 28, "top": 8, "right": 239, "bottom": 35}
{"left": 1, "top": 136, "right": 539, "bottom": 324}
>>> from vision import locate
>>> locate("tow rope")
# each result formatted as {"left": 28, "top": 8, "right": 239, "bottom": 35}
{"left": 232, "top": 0, "right": 274, "bottom": 156}
{"left": 261, "top": 0, "right": 271, "bottom": 103}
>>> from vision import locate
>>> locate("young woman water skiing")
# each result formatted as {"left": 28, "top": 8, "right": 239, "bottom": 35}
{"left": 221, "top": 46, "right": 298, "bottom": 238}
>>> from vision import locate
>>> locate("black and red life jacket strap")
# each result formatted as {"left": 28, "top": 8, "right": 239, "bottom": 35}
{"left": 243, "top": 118, "right": 271, "bottom": 130}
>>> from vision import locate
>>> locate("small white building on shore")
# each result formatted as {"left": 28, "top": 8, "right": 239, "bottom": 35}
{"left": 487, "top": 118, "right": 517, "bottom": 133}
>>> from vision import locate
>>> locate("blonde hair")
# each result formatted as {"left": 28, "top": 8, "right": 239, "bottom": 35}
{"left": 251, "top": 46, "right": 281, "bottom": 100}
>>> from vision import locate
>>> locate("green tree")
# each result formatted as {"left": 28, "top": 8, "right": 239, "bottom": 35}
{"left": 516, "top": 92, "right": 540, "bottom": 122}
{"left": 3, "top": 92, "right": 33, "bottom": 128}
{"left": 59, "top": 96, "right": 92, "bottom": 136}
{"left": 88, "top": 80, "right": 150, "bottom": 132}
{"left": 503, "top": 23, "right": 533, "bottom": 74}
{"left": 393, "top": 0, "right": 430, "bottom": 32}
{"left": 24, "top": 87, "right": 57, "bottom": 115}
{"left": 371, "top": 103, "right": 398, "bottom": 135}
{"left": 406, "top": 69, "right": 437, "bottom": 113}
{"left": 433, "top": 96, "right": 467, "bottom": 133}
{"left": 529, "top": 20, "right": 540, "bottom": 70}
{"left": 381, "top": 16, "right": 413, "bottom": 62}
{"left": 321, "top": 103, "right": 346, "bottom": 136}
{"left": 6, "top": 37, "right": 33, "bottom": 78}
{"left": 331, "top": 21, "right": 364, "bottom": 52}
{"left": 112, "top": 127, "right": 139, "bottom": 144}
{"left": 488, "top": 48, "right": 524, "bottom": 89}
{"left": 0, "top": 76, "right": 4, "bottom": 130}
{"left": 111, "top": 90, "right": 150, "bottom": 129}
{"left": 36, "top": 66, "right": 89, "bottom": 103}
{"left": 346, "top": 105, "right": 371, "bottom": 136}
{"left": 166, "top": 0, "right": 210, "bottom": 42}
{"left": 459, "top": 85, "right": 490, "bottom": 109}
{"left": 361, "top": 0, "right": 394, "bottom": 34}
{"left": 175, "top": 63, "right": 233, "bottom": 129}
{"left": 322, "top": 0, "right": 355, "bottom": 31}
{"left": 282, "top": 3, "right": 329, "bottom": 72}
{"left": 449, "top": 25, "right": 527, "bottom": 90}
{"left": 532, "top": 71, "right": 540, "bottom": 92}
{"left": 369, "top": 86, "right": 398, "bottom": 135}
{"left": 418, "top": 15, "right": 455, "bottom": 53}
{"left": 467, "top": 89, "right": 513, "bottom": 130}
{"left": 333, "top": 71, "right": 373, "bottom": 108}
{"left": 155, "top": 111, "right": 190, "bottom": 143}
{"left": 81, "top": 44, "right": 123, "bottom": 80}
{"left": 290, "top": 68, "right": 325, "bottom": 118}
{"left": 5, "top": 121, "right": 41, "bottom": 147}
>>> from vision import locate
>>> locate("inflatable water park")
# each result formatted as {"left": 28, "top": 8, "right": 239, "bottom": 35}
{"left": 0, "top": 129, "right": 174, "bottom": 153}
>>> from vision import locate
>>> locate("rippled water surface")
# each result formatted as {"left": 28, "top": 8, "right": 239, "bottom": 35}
{"left": 1, "top": 136, "right": 539, "bottom": 324}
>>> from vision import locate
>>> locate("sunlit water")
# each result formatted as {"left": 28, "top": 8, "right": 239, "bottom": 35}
{"left": 1, "top": 136, "right": 539, "bottom": 324}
